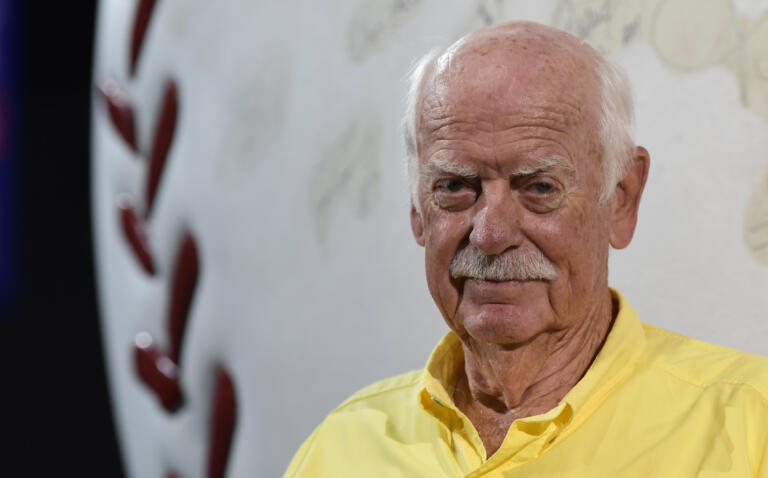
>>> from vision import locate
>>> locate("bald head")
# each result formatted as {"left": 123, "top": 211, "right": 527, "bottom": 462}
{"left": 430, "top": 22, "right": 601, "bottom": 99}
{"left": 403, "top": 21, "right": 635, "bottom": 209}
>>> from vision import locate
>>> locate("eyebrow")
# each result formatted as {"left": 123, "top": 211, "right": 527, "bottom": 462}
{"left": 422, "top": 158, "right": 480, "bottom": 181}
{"left": 512, "top": 155, "right": 576, "bottom": 179}
{"left": 422, "top": 155, "right": 576, "bottom": 182}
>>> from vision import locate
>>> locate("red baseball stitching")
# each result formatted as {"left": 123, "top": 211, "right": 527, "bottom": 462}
{"left": 99, "top": 1, "right": 238, "bottom": 476}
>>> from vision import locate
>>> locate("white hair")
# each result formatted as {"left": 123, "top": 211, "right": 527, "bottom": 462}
{"left": 402, "top": 42, "right": 635, "bottom": 209}
{"left": 402, "top": 48, "right": 441, "bottom": 211}
{"left": 592, "top": 53, "right": 636, "bottom": 202}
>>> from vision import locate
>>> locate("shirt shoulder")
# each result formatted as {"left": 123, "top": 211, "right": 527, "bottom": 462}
{"left": 333, "top": 369, "right": 423, "bottom": 411}
{"left": 283, "top": 370, "right": 430, "bottom": 478}
{"left": 641, "top": 322, "right": 768, "bottom": 401}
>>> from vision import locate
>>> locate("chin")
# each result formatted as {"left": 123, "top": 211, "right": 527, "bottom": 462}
{"left": 460, "top": 304, "right": 551, "bottom": 345}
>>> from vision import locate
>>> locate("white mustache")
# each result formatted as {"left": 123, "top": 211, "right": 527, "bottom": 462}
{"left": 449, "top": 245, "right": 557, "bottom": 281}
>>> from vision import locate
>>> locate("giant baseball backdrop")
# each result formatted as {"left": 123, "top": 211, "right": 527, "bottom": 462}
{"left": 91, "top": 0, "right": 768, "bottom": 476}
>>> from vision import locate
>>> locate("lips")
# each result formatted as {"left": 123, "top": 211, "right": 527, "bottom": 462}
{"left": 466, "top": 278, "right": 529, "bottom": 286}
{"left": 463, "top": 278, "right": 534, "bottom": 303}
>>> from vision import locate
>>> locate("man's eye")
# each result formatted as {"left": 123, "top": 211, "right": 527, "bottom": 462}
{"left": 520, "top": 179, "right": 564, "bottom": 213}
{"left": 437, "top": 179, "right": 467, "bottom": 192}
{"left": 528, "top": 181, "right": 556, "bottom": 194}
{"left": 433, "top": 178, "right": 477, "bottom": 211}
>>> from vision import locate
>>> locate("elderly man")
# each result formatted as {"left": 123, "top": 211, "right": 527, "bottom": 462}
{"left": 285, "top": 21, "right": 768, "bottom": 477}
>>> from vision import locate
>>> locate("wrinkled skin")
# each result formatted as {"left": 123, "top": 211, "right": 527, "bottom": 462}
{"left": 410, "top": 22, "right": 650, "bottom": 455}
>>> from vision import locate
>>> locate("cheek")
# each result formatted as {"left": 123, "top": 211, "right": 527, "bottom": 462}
{"left": 529, "top": 209, "right": 610, "bottom": 322}
{"left": 424, "top": 210, "right": 471, "bottom": 254}
{"left": 531, "top": 204, "right": 610, "bottom": 272}
{"left": 423, "top": 211, "right": 472, "bottom": 314}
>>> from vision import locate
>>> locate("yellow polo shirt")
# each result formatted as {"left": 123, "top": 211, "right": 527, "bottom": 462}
{"left": 285, "top": 291, "right": 768, "bottom": 477}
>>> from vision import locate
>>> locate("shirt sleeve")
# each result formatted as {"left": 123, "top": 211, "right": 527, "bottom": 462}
{"left": 757, "top": 440, "right": 768, "bottom": 478}
{"left": 749, "top": 387, "right": 768, "bottom": 478}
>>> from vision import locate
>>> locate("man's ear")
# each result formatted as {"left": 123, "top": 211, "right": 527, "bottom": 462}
{"left": 610, "top": 146, "right": 650, "bottom": 249}
{"left": 411, "top": 204, "right": 425, "bottom": 246}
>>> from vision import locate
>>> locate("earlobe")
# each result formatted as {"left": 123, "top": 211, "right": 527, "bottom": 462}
{"left": 609, "top": 146, "right": 650, "bottom": 249}
{"left": 411, "top": 205, "right": 425, "bottom": 247}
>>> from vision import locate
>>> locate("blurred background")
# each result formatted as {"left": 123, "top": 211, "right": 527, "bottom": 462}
{"left": 1, "top": 0, "right": 124, "bottom": 475}
{"left": 4, "top": 0, "right": 768, "bottom": 476}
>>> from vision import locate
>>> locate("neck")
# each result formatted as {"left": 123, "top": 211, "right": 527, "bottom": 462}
{"left": 453, "top": 290, "right": 616, "bottom": 456}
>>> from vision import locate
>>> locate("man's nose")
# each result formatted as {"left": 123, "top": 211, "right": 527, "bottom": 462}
{"left": 469, "top": 183, "right": 524, "bottom": 255}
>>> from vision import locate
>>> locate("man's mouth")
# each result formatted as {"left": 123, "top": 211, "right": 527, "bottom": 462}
{"left": 465, "top": 277, "right": 530, "bottom": 283}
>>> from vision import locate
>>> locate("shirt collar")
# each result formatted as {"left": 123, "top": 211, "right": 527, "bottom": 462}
{"left": 417, "top": 288, "right": 646, "bottom": 456}
{"left": 560, "top": 288, "right": 646, "bottom": 420}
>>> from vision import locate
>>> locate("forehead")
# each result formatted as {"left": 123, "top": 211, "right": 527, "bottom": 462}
{"left": 418, "top": 29, "right": 601, "bottom": 152}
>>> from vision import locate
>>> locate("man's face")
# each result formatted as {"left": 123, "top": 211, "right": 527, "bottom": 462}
{"left": 412, "top": 36, "right": 616, "bottom": 345}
